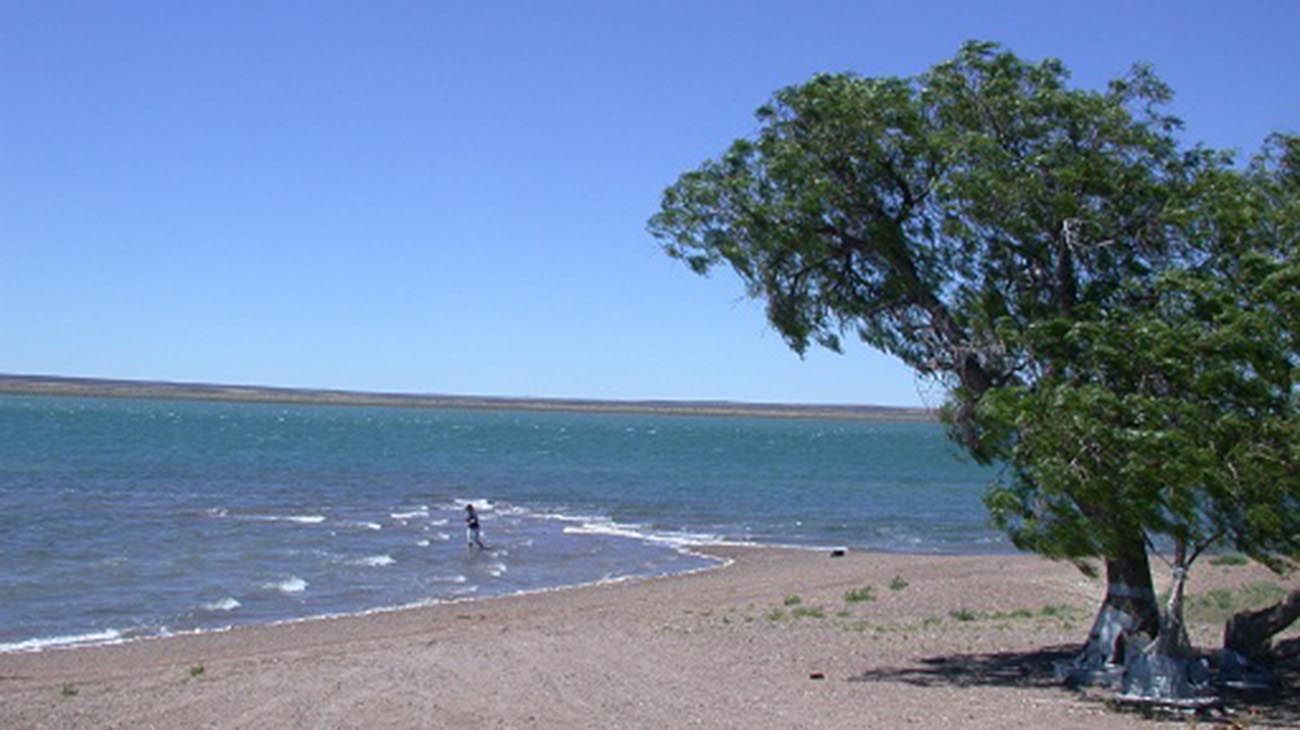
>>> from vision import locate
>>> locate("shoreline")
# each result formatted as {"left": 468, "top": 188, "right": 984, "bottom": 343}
{"left": 3, "top": 545, "right": 1288, "bottom": 729}
{"left": 1, "top": 540, "right": 1018, "bottom": 658}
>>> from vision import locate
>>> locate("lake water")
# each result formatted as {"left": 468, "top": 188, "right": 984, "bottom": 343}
{"left": 0, "top": 394, "right": 1005, "bottom": 652}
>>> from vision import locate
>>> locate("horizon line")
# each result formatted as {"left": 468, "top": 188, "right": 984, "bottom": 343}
{"left": 0, "top": 373, "right": 937, "bottom": 422}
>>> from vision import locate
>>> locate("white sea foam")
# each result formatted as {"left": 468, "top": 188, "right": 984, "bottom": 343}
{"left": 449, "top": 497, "right": 496, "bottom": 511}
{"left": 0, "top": 628, "right": 124, "bottom": 654}
{"left": 353, "top": 555, "right": 396, "bottom": 567}
{"left": 561, "top": 519, "right": 734, "bottom": 549}
{"left": 202, "top": 597, "right": 241, "bottom": 612}
{"left": 432, "top": 532, "right": 451, "bottom": 542}
{"left": 426, "top": 518, "right": 449, "bottom": 526}
{"left": 241, "top": 514, "right": 326, "bottom": 525}
{"left": 266, "top": 577, "right": 308, "bottom": 593}
{"left": 351, "top": 521, "right": 383, "bottom": 531}
{"left": 416, "top": 539, "right": 431, "bottom": 547}
{"left": 487, "top": 562, "right": 508, "bottom": 577}
{"left": 390, "top": 508, "right": 429, "bottom": 520}
{"left": 432, "top": 574, "right": 468, "bottom": 584}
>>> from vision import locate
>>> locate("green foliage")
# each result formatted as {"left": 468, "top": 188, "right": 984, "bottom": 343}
{"left": 949, "top": 608, "right": 977, "bottom": 622}
{"left": 980, "top": 253, "right": 1300, "bottom": 570}
{"left": 843, "top": 585, "right": 876, "bottom": 603}
{"left": 765, "top": 607, "right": 786, "bottom": 622}
{"left": 189, "top": 664, "right": 205, "bottom": 678}
{"left": 1210, "top": 553, "right": 1250, "bottom": 567}
{"left": 783, "top": 594, "right": 803, "bottom": 606}
{"left": 1184, "top": 583, "right": 1288, "bottom": 625}
{"left": 792, "top": 605, "right": 826, "bottom": 619}
{"left": 888, "top": 575, "right": 909, "bottom": 591}
{"left": 61, "top": 684, "right": 77, "bottom": 697}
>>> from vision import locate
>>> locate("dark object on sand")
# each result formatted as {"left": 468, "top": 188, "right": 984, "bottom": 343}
{"left": 830, "top": 548, "right": 846, "bottom": 558}
{"left": 809, "top": 672, "right": 825, "bottom": 680}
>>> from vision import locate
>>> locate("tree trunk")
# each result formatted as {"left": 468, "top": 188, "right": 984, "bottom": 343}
{"left": 1057, "top": 536, "right": 1160, "bottom": 687}
{"left": 1120, "top": 538, "right": 1215, "bottom": 701}
{"left": 1224, "top": 586, "right": 1300, "bottom": 661}
{"left": 1151, "top": 539, "right": 1191, "bottom": 658}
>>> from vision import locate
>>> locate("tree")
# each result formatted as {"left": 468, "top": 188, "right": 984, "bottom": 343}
{"left": 648, "top": 41, "right": 1265, "bottom": 686}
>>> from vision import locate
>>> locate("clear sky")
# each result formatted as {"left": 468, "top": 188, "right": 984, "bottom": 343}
{"left": 3, "top": 1, "right": 1297, "bottom": 406}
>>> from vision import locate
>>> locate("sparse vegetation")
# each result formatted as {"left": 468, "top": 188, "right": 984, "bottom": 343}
{"left": 61, "top": 684, "right": 77, "bottom": 697}
{"left": 190, "top": 664, "right": 205, "bottom": 678}
{"left": 783, "top": 594, "right": 802, "bottom": 606}
{"left": 1209, "top": 553, "right": 1250, "bottom": 567}
{"left": 1185, "top": 583, "right": 1288, "bottom": 625}
{"left": 843, "top": 585, "right": 876, "bottom": 603}
{"left": 888, "top": 576, "right": 909, "bottom": 591}
{"left": 1039, "top": 604, "right": 1072, "bottom": 618}
{"left": 949, "top": 608, "right": 977, "bottom": 622}
{"left": 792, "top": 605, "right": 825, "bottom": 619}
{"left": 765, "top": 608, "right": 786, "bottom": 622}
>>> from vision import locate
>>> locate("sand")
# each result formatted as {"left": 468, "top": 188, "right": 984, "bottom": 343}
{"left": 1, "top": 547, "right": 1293, "bottom": 729}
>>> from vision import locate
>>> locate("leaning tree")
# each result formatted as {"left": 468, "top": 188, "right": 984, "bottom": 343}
{"left": 648, "top": 42, "right": 1292, "bottom": 687}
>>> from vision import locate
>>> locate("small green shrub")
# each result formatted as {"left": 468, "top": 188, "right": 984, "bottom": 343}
{"left": 949, "top": 608, "right": 977, "bottom": 622}
{"left": 1185, "top": 582, "right": 1287, "bottom": 624}
{"left": 190, "top": 664, "right": 205, "bottom": 678}
{"left": 1209, "top": 553, "right": 1249, "bottom": 567}
{"left": 765, "top": 608, "right": 786, "bottom": 621}
{"left": 783, "top": 594, "right": 803, "bottom": 606}
{"left": 792, "top": 605, "right": 825, "bottom": 619}
{"left": 61, "top": 684, "right": 78, "bottom": 697}
{"left": 888, "top": 576, "right": 909, "bottom": 591}
{"left": 843, "top": 585, "right": 876, "bottom": 603}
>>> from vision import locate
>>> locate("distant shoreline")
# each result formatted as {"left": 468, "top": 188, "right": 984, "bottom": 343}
{"left": 0, "top": 374, "right": 936, "bottom": 422}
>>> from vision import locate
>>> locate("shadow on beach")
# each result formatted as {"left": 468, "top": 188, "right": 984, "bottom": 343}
{"left": 847, "top": 645, "right": 1076, "bottom": 689}
{"left": 848, "top": 646, "right": 1300, "bottom": 727}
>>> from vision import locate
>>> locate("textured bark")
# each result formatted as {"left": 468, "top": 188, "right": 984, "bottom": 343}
{"left": 1224, "top": 586, "right": 1300, "bottom": 661}
{"left": 1151, "top": 540, "right": 1191, "bottom": 658}
{"left": 1104, "top": 547, "right": 1161, "bottom": 637}
{"left": 1059, "top": 542, "right": 1160, "bottom": 687}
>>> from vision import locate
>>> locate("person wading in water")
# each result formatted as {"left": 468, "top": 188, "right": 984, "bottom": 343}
{"left": 464, "top": 503, "right": 486, "bottom": 550}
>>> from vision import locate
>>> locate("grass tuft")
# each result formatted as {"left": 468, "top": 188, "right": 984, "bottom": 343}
{"left": 783, "top": 594, "right": 803, "bottom": 606}
{"left": 888, "top": 575, "right": 909, "bottom": 591}
{"left": 843, "top": 585, "right": 876, "bottom": 603}
{"left": 1209, "top": 553, "right": 1250, "bottom": 567}
{"left": 949, "top": 608, "right": 977, "bottom": 622}
{"left": 1185, "top": 582, "right": 1287, "bottom": 624}
{"left": 792, "top": 605, "right": 825, "bottom": 619}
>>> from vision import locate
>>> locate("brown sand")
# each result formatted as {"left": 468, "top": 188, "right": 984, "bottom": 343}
{"left": 0, "top": 547, "right": 1291, "bottom": 729}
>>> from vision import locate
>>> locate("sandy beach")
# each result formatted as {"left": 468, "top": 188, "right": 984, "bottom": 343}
{"left": 1, "top": 546, "right": 1294, "bottom": 729}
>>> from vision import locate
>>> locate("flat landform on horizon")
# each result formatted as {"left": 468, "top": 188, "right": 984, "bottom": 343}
{"left": 0, "top": 374, "right": 935, "bottom": 422}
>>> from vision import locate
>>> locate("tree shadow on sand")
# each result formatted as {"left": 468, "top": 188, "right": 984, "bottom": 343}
{"left": 846, "top": 646, "right": 1300, "bottom": 727}
{"left": 847, "top": 644, "right": 1075, "bottom": 689}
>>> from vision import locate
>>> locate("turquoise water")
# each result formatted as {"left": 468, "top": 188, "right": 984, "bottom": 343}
{"left": 0, "top": 395, "right": 1004, "bottom": 652}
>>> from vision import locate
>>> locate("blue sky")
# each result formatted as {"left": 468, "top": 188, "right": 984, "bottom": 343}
{"left": 3, "top": 1, "right": 1297, "bottom": 406}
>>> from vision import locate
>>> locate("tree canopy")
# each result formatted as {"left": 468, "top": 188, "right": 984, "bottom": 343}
{"left": 649, "top": 42, "right": 1212, "bottom": 459}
